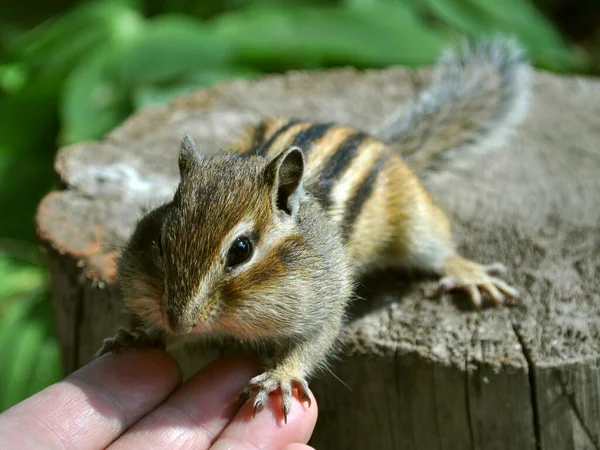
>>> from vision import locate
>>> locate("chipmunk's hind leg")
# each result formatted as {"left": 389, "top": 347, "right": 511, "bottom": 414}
{"left": 392, "top": 195, "right": 520, "bottom": 310}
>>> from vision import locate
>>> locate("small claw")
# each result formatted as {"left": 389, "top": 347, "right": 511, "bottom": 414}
{"left": 253, "top": 399, "right": 264, "bottom": 418}
{"left": 279, "top": 381, "right": 293, "bottom": 423}
{"left": 240, "top": 374, "right": 310, "bottom": 424}
{"left": 300, "top": 390, "right": 312, "bottom": 407}
{"left": 254, "top": 389, "right": 269, "bottom": 415}
{"left": 253, "top": 392, "right": 269, "bottom": 417}
{"left": 282, "top": 402, "right": 289, "bottom": 424}
{"left": 293, "top": 379, "right": 312, "bottom": 407}
{"left": 95, "top": 328, "right": 162, "bottom": 358}
{"left": 491, "top": 277, "right": 520, "bottom": 303}
{"left": 481, "top": 283, "right": 505, "bottom": 307}
{"left": 466, "top": 285, "right": 482, "bottom": 311}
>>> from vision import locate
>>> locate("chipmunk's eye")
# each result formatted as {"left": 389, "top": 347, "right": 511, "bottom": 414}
{"left": 227, "top": 236, "right": 253, "bottom": 268}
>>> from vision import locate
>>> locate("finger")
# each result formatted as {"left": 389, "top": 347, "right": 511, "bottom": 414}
{"left": 0, "top": 348, "right": 181, "bottom": 449}
{"left": 109, "top": 356, "right": 261, "bottom": 450}
{"left": 210, "top": 387, "right": 318, "bottom": 450}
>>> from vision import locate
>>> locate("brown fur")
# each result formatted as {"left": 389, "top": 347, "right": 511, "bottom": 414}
{"left": 221, "top": 233, "right": 305, "bottom": 304}
{"left": 97, "top": 37, "right": 531, "bottom": 420}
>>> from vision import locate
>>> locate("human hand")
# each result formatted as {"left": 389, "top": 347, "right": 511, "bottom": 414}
{"left": 0, "top": 348, "right": 317, "bottom": 449}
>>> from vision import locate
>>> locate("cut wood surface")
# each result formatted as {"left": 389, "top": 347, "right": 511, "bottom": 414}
{"left": 36, "top": 66, "right": 600, "bottom": 450}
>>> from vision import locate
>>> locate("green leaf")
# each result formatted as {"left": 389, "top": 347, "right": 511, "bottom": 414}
{"left": 212, "top": 3, "right": 446, "bottom": 70}
{"left": 17, "top": 292, "right": 62, "bottom": 401}
{"left": 0, "top": 77, "right": 59, "bottom": 242}
{"left": 119, "top": 14, "right": 233, "bottom": 85}
{"left": 0, "top": 64, "right": 27, "bottom": 94}
{"left": 2, "top": 320, "right": 45, "bottom": 409}
{"left": 60, "top": 47, "right": 131, "bottom": 145}
{"left": 3, "top": 2, "right": 144, "bottom": 80}
{"left": 25, "top": 337, "right": 61, "bottom": 400}
{"left": 0, "top": 77, "right": 60, "bottom": 158}
{"left": 342, "top": 2, "right": 447, "bottom": 66}
{"left": 423, "top": 0, "right": 491, "bottom": 35}
{"left": 131, "top": 66, "right": 259, "bottom": 109}
{"left": 421, "top": 0, "right": 590, "bottom": 72}
{"left": 0, "top": 261, "right": 45, "bottom": 304}
{"left": 0, "top": 294, "right": 61, "bottom": 411}
{"left": 0, "top": 253, "right": 60, "bottom": 411}
{"left": 0, "top": 299, "right": 30, "bottom": 410}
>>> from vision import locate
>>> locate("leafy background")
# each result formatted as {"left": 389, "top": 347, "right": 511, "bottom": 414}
{"left": 0, "top": 0, "right": 598, "bottom": 411}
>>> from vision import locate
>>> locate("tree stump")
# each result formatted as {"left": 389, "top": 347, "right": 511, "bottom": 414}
{"left": 36, "top": 66, "right": 600, "bottom": 450}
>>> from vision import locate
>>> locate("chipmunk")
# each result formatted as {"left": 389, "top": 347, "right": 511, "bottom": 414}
{"left": 96, "top": 37, "right": 532, "bottom": 421}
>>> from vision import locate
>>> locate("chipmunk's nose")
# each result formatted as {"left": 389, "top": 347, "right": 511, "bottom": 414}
{"left": 162, "top": 287, "right": 194, "bottom": 333}
{"left": 164, "top": 306, "right": 192, "bottom": 334}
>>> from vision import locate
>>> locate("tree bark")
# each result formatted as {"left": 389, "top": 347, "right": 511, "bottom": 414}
{"left": 36, "top": 67, "right": 600, "bottom": 450}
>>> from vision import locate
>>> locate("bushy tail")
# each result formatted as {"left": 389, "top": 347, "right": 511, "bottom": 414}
{"left": 372, "top": 36, "right": 532, "bottom": 175}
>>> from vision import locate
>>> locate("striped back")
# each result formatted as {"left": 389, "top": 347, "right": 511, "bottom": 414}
{"left": 240, "top": 118, "right": 391, "bottom": 241}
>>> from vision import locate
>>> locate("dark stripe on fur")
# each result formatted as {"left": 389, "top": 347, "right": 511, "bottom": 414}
{"left": 246, "top": 119, "right": 302, "bottom": 156}
{"left": 249, "top": 120, "right": 268, "bottom": 153}
{"left": 291, "top": 123, "right": 334, "bottom": 154}
{"left": 308, "top": 132, "right": 368, "bottom": 209}
{"left": 341, "top": 153, "right": 389, "bottom": 240}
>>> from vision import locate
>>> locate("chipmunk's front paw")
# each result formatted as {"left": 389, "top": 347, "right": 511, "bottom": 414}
{"left": 94, "top": 328, "right": 163, "bottom": 358}
{"left": 238, "top": 371, "right": 311, "bottom": 423}
{"left": 438, "top": 256, "right": 520, "bottom": 310}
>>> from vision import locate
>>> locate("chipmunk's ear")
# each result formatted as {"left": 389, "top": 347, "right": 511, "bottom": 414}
{"left": 266, "top": 146, "right": 305, "bottom": 216}
{"left": 179, "top": 134, "right": 200, "bottom": 179}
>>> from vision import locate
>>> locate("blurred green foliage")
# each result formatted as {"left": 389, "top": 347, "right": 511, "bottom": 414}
{"left": 0, "top": 244, "right": 61, "bottom": 411}
{"left": 0, "top": 0, "right": 598, "bottom": 411}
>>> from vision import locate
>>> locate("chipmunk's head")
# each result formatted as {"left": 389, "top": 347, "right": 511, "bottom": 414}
{"left": 118, "top": 135, "right": 350, "bottom": 339}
